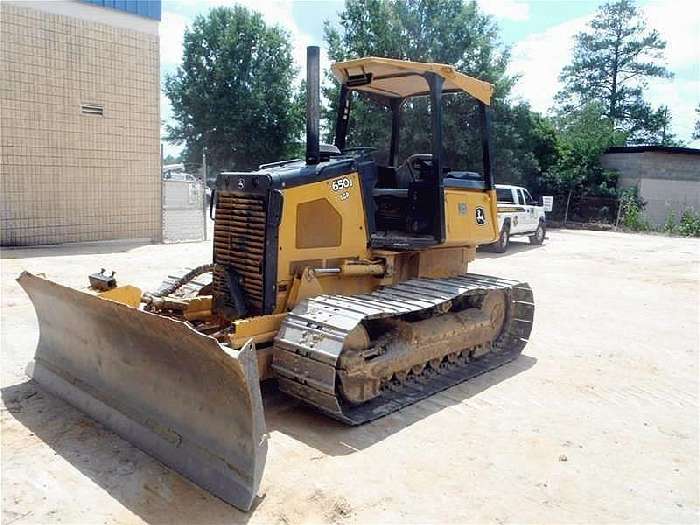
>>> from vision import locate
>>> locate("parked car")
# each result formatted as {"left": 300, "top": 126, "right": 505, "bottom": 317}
{"left": 488, "top": 184, "right": 549, "bottom": 252}
{"left": 162, "top": 163, "right": 198, "bottom": 182}
{"left": 163, "top": 172, "right": 197, "bottom": 183}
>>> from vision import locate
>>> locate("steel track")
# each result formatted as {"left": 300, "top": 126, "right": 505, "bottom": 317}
{"left": 272, "top": 273, "right": 534, "bottom": 425}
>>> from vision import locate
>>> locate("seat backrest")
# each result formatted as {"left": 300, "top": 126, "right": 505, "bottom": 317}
{"left": 446, "top": 171, "right": 481, "bottom": 180}
{"left": 395, "top": 164, "right": 413, "bottom": 189}
{"left": 375, "top": 165, "right": 397, "bottom": 188}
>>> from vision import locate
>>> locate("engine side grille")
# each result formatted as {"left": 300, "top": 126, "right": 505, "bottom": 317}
{"left": 213, "top": 192, "right": 267, "bottom": 315}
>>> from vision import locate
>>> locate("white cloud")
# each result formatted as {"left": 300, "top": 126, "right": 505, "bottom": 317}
{"left": 159, "top": 11, "right": 188, "bottom": 68}
{"left": 159, "top": 0, "right": 698, "bottom": 147}
{"left": 508, "top": 15, "right": 591, "bottom": 112}
{"left": 646, "top": 77, "right": 699, "bottom": 144}
{"left": 644, "top": 0, "right": 700, "bottom": 71}
{"left": 160, "top": 92, "right": 183, "bottom": 157}
{"left": 158, "top": 0, "right": 329, "bottom": 153}
{"left": 478, "top": 0, "right": 530, "bottom": 21}
{"left": 159, "top": 8, "right": 190, "bottom": 156}
{"left": 508, "top": 0, "right": 700, "bottom": 142}
{"left": 159, "top": 1, "right": 327, "bottom": 73}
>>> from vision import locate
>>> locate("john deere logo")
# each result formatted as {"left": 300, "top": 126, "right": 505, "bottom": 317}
{"left": 475, "top": 207, "right": 486, "bottom": 225}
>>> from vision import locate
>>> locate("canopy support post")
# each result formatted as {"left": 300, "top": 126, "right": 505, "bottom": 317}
{"left": 479, "top": 102, "right": 494, "bottom": 190}
{"left": 425, "top": 72, "right": 446, "bottom": 243}
{"left": 389, "top": 98, "right": 402, "bottom": 167}
{"left": 334, "top": 85, "right": 350, "bottom": 151}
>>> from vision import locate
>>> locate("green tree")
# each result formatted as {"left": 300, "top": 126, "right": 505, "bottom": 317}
{"left": 162, "top": 153, "right": 182, "bottom": 165}
{"left": 323, "top": 0, "right": 546, "bottom": 184}
{"left": 545, "top": 103, "right": 626, "bottom": 223}
{"left": 491, "top": 103, "right": 561, "bottom": 191}
{"left": 693, "top": 104, "right": 700, "bottom": 140}
{"left": 633, "top": 105, "right": 682, "bottom": 146}
{"left": 164, "top": 6, "right": 304, "bottom": 171}
{"left": 556, "top": 0, "right": 672, "bottom": 142}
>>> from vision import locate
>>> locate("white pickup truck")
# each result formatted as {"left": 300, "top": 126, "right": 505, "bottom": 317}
{"left": 488, "top": 184, "right": 548, "bottom": 252}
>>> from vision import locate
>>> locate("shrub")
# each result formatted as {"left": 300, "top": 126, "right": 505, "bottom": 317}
{"left": 618, "top": 188, "right": 650, "bottom": 231}
{"left": 663, "top": 209, "right": 678, "bottom": 234}
{"left": 677, "top": 209, "right": 700, "bottom": 237}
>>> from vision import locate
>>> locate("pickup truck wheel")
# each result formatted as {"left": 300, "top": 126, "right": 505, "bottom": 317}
{"left": 494, "top": 223, "right": 510, "bottom": 253}
{"left": 529, "top": 221, "right": 546, "bottom": 245}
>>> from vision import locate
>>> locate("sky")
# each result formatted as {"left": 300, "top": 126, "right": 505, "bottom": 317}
{"left": 159, "top": 0, "right": 700, "bottom": 156}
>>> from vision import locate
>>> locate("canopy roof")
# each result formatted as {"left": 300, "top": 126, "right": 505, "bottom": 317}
{"left": 331, "top": 57, "right": 493, "bottom": 105}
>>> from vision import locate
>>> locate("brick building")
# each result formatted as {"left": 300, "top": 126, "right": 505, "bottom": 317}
{"left": 602, "top": 146, "right": 700, "bottom": 226}
{"left": 1, "top": 0, "right": 161, "bottom": 246}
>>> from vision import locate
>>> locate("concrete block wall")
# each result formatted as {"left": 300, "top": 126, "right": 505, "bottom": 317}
{"left": 602, "top": 151, "right": 700, "bottom": 226}
{"left": 0, "top": 2, "right": 161, "bottom": 245}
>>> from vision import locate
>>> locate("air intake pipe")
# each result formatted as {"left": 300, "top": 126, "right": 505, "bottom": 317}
{"left": 306, "top": 46, "right": 320, "bottom": 165}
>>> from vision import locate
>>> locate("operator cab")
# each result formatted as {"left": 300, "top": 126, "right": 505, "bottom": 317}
{"left": 330, "top": 57, "right": 495, "bottom": 250}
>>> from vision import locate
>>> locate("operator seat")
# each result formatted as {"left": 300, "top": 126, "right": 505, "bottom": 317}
{"left": 373, "top": 154, "right": 432, "bottom": 198}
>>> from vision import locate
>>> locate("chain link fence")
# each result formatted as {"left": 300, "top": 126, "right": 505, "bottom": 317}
{"left": 547, "top": 194, "right": 620, "bottom": 224}
{"left": 161, "top": 179, "right": 207, "bottom": 243}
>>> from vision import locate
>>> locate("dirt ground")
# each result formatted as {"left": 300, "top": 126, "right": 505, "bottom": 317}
{"left": 1, "top": 229, "right": 698, "bottom": 524}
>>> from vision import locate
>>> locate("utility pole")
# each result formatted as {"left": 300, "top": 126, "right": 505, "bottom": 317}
{"left": 201, "top": 148, "right": 207, "bottom": 241}
{"left": 159, "top": 143, "right": 164, "bottom": 243}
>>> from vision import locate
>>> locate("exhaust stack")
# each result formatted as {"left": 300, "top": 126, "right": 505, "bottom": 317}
{"left": 306, "top": 46, "right": 320, "bottom": 165}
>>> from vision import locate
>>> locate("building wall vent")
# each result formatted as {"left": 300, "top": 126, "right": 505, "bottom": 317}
{"left": 81, "top": 104, "right": 104, "bottom": 116}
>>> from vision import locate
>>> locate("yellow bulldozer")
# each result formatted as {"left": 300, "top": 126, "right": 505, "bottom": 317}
{"left": 18, "top": 47, "right": 534, "bottom": 511}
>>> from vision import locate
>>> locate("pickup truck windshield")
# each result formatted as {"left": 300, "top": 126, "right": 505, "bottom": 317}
{"left": 496, "top": 188, "right": 514, "bottom": 203}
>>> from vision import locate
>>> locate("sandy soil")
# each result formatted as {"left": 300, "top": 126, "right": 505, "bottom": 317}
{"left": 1, "top": 229, "right": 698, "bottom": 524}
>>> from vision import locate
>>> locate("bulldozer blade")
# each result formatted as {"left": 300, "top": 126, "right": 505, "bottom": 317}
{"left": 17, "top": 272, "right": 267, "bottom": 511}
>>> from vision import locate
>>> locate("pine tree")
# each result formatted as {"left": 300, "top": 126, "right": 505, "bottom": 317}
{"left": 556, "top": 0, "right": 672, "bottom": 142}
{"left": 633, "top": 105, "right": 682, "bottom": 146}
